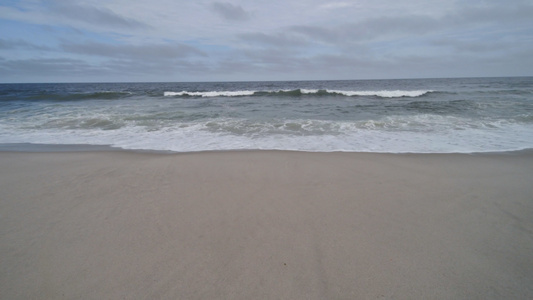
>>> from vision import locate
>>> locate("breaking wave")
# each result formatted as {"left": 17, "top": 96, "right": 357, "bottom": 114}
{"left": 164, "top": 89, "right": 433, "bottom": 98}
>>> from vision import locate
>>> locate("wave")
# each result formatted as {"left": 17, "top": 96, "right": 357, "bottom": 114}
{"left": 164, "top": 89, "right": 433, "bottom": 98}
{"left": 164, "top": 90, "right": 255, "bottom": 97}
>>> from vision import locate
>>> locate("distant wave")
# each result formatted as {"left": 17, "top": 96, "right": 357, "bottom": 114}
{"left": 164, "top": 89, "right": 433, "bottom": 98}
{"left": 164, "top": 91, "right": 255, "bottom": 97}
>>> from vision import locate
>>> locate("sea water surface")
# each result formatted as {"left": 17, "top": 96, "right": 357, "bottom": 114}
{"left": 0, "top": 77, "right": 532, "bottom": 153}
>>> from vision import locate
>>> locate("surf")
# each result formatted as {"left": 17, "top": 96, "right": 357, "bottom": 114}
{"left": 163, "top": 89, "right": 433, "bottom": 98}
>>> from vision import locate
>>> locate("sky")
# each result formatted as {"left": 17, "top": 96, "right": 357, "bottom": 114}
{"left": 0, "top": 0, "right": 532, "bottom": 83}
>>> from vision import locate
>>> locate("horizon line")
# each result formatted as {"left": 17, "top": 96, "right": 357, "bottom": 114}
{"left": 1, "top": 75, "right": 532, "bottom": 85}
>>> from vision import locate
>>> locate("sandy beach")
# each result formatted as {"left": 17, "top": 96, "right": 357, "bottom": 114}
{"left": 1, "top": 150, "right": 532, "bottom": 299}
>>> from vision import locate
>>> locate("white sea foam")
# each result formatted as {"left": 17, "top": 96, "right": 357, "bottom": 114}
{"left": 164, "top": 91, "right": 255, "bottom": 97}
{"left": 1, "top": 115, "right": 532, "bottom": 153}
{"left": 301, "top": 89, "right": 320, "bottom": 94}
{"left": 327, "top": 90, "right": 432, "bottom": 97}
{"left": 163, "top": 89, "right": 432, "bottom": 98}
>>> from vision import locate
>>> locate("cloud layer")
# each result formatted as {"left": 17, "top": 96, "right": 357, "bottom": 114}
{"left": 0, "top": 0, "right": 532, "bottom": 82}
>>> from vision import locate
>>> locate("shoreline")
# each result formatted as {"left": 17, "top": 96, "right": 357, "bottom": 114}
{"left": 1, "top": 142, "right": 533, "bottom": 156}
{"left": 1, "top": 150, "right": 532, "bottom": 299}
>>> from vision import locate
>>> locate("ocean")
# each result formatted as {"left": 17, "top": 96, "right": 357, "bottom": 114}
{"left": 0, "top": 77, "right": 532, "bottom": 153}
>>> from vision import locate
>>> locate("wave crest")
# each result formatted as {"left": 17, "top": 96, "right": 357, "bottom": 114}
{"left": 164, "top": 91, "right": 255, "bottom": 97}
{"left": 164, "top": 89, "right": 433, "bottom": 98}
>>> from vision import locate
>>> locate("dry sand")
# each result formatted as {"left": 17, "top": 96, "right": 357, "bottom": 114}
{"left": 1, "top": 150, "right": 532, "bottom": 299}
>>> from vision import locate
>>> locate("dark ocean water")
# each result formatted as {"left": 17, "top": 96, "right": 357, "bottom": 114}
{"left": 1, "top": 77, "right": 532, "bottom": 153}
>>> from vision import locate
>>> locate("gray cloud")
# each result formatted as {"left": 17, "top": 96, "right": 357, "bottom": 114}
{"left": 452, "top": 2, "right": 533, "bottom": 25}
{"left": 211, "top": 2, "right": 250, "bottom": 21}
{"left": 49, "top": 1, "right": 149, "bottom": 29}
{"left": 0, "top": 40, "right": 211, "bottom": 82}
{"left": 289, "top": 26, "right": 341, "bottom": 44}
{"left": 0, "top": 56, "right": 213, "bottom": 83}
{"left": 106, "top": 58, "right": 211, "bottom": 76}
{"left": 239, "top": 32, "right": 308, "bottom": 48}
{"left": 62, "top": 42, "right": 207, "bottom": 60}
{"left": 0, "top": 58, "right": 104, "bottom": 82}
{"left": 236, "top": 14, "right": 441, "bottom": 52}
{"left": 430, "top": 38, "right": 509, "bottom": 54}
{"left": 0, "top": 39, "right": 51, "bottom": 51}
{"left": 288, "top": 15, "right": 439, "bottom": 46}
{"left": 353, "top": 15, "right": 439, "bottom": 39}
{"left": 264, "top": 1, "right": 533, "bottom": 48}
{"left": 242, "top": 48, "right": 301, "bottom": 66}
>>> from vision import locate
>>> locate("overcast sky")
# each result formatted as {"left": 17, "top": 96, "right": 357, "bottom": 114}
{"left": 1, "top": 0, "right": 532, "bottom": 83}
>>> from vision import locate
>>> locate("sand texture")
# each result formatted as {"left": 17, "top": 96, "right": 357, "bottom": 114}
{"left": 1, "top": 151, "right": 532, "bottom": 299}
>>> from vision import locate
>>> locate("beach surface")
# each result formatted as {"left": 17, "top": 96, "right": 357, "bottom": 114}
{"left": 1, "top": 150, "right": 532, "bottom": 299}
